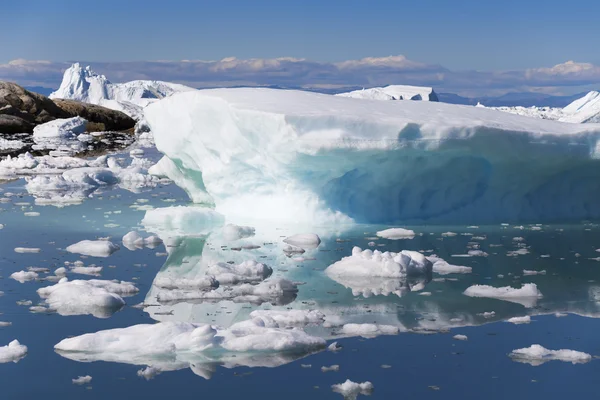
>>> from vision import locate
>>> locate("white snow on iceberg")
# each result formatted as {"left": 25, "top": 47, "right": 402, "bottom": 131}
{"left": 145, "top": 88, "right": 600, "bottom": 225}
{"left": 336, "top": 84, "right": 438, "bottom": 101}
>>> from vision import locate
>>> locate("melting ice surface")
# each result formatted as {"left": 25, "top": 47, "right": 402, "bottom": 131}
{"left": 1, "top": 143, "right": 600, "bottom": 399}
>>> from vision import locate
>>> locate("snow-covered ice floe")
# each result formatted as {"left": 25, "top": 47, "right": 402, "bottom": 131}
{"left": 66, "top": 240, "right": 120, "bottom": 257}
{"left": 37, "top": 278, "right": 138, "bottom": 318}
{"left": 509, "top": 344, "right": 592, "bottom": 366}
{"left": 145, "top": 88, "right": 600, "bottom": 225}
{"left": 376, "top": 228, "right": 415, "bottom": 240}
{"left": 463, "top": 283, "right": 543, "bottom": 308}
{"left": 331, "top": 379, "right": 374, "bottom": 399}
{"left": 54, "top": 318, "right": 326, "bottom": 378}
{"left": 0, "top": 340, "right": 28, "bottom": 364}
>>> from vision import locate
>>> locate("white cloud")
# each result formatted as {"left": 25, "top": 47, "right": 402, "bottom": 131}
{"left": 1, "top": 56, "right": 599, "bottom": 96}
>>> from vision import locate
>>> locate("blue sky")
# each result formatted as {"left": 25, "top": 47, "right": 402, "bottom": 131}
{"left": 1, "top": 0, "right": 600, "bottom": 96}
{"left": 2, "top": 0, "right": 599, "bottom": 69}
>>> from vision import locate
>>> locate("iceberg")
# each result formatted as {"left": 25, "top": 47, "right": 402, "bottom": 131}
{"left": 50, "top": 63, "right": 195, "bottom": 120}
{"left": 145, "top": 88, "right": 600, "bottom": 225}
{"left": 336, "top": 85, "right": 438, "bottom": 101}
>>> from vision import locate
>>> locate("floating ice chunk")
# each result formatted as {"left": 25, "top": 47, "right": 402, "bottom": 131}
{"left": 223, "top": 224, "right": 256, "bottom": 241}
{"left": 33, "top": 117, "right": 88, "bottom": 139}
{"left": 66, "top": 240, "right": 119, "bottom": 258}
{"left": 0, "top": 322, "right": 12, "bottom": 327}
{"left": 283, "top": 244, "right": 305, "bottom": 256}
{"left": 453, "top": 334, "right": 468, "bottom": 341}
{"left": 478, "top": 311, "right": 496, "bottom": 318}
{"left": 283, "top": 233, "right": 321, "bottom": 249}
{"left": 322, "top": 364, "right": 340, "bottom": 372}
{"left": 72, "top": 375, "right": 92, "bottom": 385}
{"left": 249, "top": 310, "right": 325, "bottom": 328}
{"left": 463, "top": 283, "right": 543, "bottom": 308}
{"left": 14, "top": 247, "right": 41, "bottom": 253}
{"left": 10, "top": 270, "right": 38, "bottom": 283}
{"left": 441, "top": 232, "right": 457, "bottom": 237}
{"left": 0, "top": 138, "right": 26, "bottom": 150}
{"left": 326, "top": 247, "right": 433, "bottom": 278}
{"left": 0, "top": 340, "right": 28, "bottom": 363}
{"left": 328, "top": 342, "right": 342, "bottom": 352}
{"left": 122, "top": 231, "right": 144, "bottom": 248}
{"left": 70, "top": 266, "right": 103, "bottom": 276}
{"left": 523, "top": 269, "right": 546, "bottom": 276}
{"left": 507, "top": 248, "right": 530, "bottom": 256}
{"left": 332, "top": 379, "right": 374, "bottom": 399}
{"left": 376, "top": 228, "right": 415, "bottom": 240}
{"left": 37, "top": 278, "right": 137, "bottom": 318}
{"left": 507, "top": 316, "right": 531, "bottom": 324}
{"left": 217, "top": 317, "right": 326, "bottom": 352}
{"left": 144, "top": 235, "right": 162, "bottom": 247}
{"left": 509, "top": 344, "right": 592, "bottom": 366}
{"left": 431, "top": 260, "right": 472, "bottom": 275}
{"left": 137, "top": 366, "right": 161, "bottom": 380}
{"left": 142, "top": 206, "right": 224, "bottom": 236}
{"left": 206, "top": 260, "right": 272, "bottom": 285}
{"left": 340, "top": 323, "right": 399, "bottom": 338}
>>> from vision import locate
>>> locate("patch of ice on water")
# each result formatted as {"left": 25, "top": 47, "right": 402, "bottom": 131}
{"left": 0, "top": 340, "right": 28, "bottom": 363}
{"left": 66, "top": 240, "right": 119, "bottom": 257}
{"left": 376, "top": 228, "right": 415, "bottom": 240}
{"left": 509, "top": 344, "right": 592, "bottom": 366}
{"left": 331, "top": 379, "right": 374, "bottom": 399}
{"left": 463, "top": 283, "right": 543, "bottom": 308}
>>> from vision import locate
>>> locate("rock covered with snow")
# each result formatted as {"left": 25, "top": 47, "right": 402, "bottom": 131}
{"left": 145, "top": 88, "right": 600, "bottom": 225}
{"left": 336, "top": 85, "right": 438, "bottom": 101}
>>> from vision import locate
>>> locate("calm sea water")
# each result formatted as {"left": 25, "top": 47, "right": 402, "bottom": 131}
{"left": 1, "top": 150, "right": 600, "bottom": 399}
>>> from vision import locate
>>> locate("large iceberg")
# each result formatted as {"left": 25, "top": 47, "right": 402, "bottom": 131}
{"left": 145, "top": 88, "right": 600, "bottom": 225}
{"left": 336, "top": 84, "right": 438, "bottom": 101}
{"left": 50, "top": 63, "right": 195, "bottom": 120}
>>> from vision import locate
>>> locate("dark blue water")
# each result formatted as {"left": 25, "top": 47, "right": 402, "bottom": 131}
{"left": 2, "top": 165, "right": 600, "bottom": 399}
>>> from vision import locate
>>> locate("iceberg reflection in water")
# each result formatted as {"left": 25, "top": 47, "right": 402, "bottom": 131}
{"left": 53, "top": 209, "right": 600, "bottom": 380}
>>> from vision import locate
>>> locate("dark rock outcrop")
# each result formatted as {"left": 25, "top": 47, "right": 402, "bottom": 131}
{"left": 0, "top": 81, "right": 135, "bottom": 134}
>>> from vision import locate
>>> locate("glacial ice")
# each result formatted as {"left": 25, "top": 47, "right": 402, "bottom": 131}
{"left": 507, "top": 316, "right": 531, "bottom": 324}
{"left": 72, "top": 376, "right": 92, "bottom": 385}
{"left": 32, "top": 117, "right": 88, "bottom": 139}
{"left": 222, "top": 223, "right": 256, "bottom": 241}
{"left": 283, "top": 233, "right": 321, "bottom": 249}
{"left": 0, "top": 340, "right": 28, "bottom": 364}
{"left": 509, "top": 344, "right": 592, "bottom": 366}
{"left": 376, "top": 228, "right": 415, "bottom": 240}
{"left": 331, "top": 379, "right": 374, "bottom": 399}
{"left": 142, "top": 206, "right": 224, "bottom": 236}
{"left": 50, "top": 63, "right": 195, "bottom": 120}
{"left": 463, "top": 283, "right": 543, "bottom": 308}
{"left": 145, "top": 88, "right": 600, "bottom": 225}
{"left": 66, "top": 240, "right": 120, "bottom": 257}
{"left": 336, "top": 85, "right": 438, "bottom": 101}
{"left": 37, "top": 278, "right": 138, "bottom": 318}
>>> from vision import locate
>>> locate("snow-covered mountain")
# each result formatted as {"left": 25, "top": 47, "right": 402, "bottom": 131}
{"left": 49, "top": 63, "right": 196, "bottom": 119}
{"left": 335, "top": 85, "right": 438, "bottom": 101}
{"left": 479, "top": 91, "right": 600, "bottom": 124}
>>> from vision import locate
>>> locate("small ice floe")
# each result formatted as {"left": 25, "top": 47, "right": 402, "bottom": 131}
{"left": 453, "top": 334, "right": 468, "bottom": 341}
{"left": 328, "top": 342, "right": 342, "bottom": 352}
{"left": 478, "top": 311, "right": 496, "bottom": 318}
{"left": 14, "top": 247, "right": 41, "bottom": 253}
{"left": 72, "top": 375, "right": 92, "bottom": 385}
{"left": 16, "top": 300, "right": 32, "bottom": 306}
{"left": 249, "top": 310, "right": 324, "bottom": 328}
{"left": 340, "top": 323, "right": 399, "bottom": 338}
{"left": 0, "top": 322, "right": 12, "bottom": 327}
{"left": 122, "top": 231, "right": 163, "bottom": 250}
{"left": 37, "top": 278, "right": 138, "bottom": 318}
{"left": 206, "top": 260, "right": 273, "bottom": 285}
{"left": 507, "top": 316, "right": 531, "bottom": 324}
{"left": 441, "top": 232, "right": 457, "bottom": 237}
{"left": 66, "top": 240, "right": 119, "bottom": 257}
{"left": 0, "top": 340, "right": 28, "bottom": 363}
{"left": 463, "top": 283, "right": 543, "bottom": 308}
{"left": 431, "top": 260, "right": 472, "bottom": 275}
{"left": 70, "top": 265, "right": 103, "bottom": 276}
{"left": 513, "top": 237, "right": 525, "bottom": 242}
{"left": 137, "top": 366, "right": 161, "bottom": 380}
{"left": 376, "top": 228, "right": 415, "bottom": 240}
{"left": 24, "top": 212, "right": 40, "bottom": 217}
{"left": 10, "top": 270, "right": 38, "bottom": 283}
{"left": 522, "top": 270, "right": 546, "bottom": 276}
{"left": 322, "top": 365, "right": 340, "bottom": 372}
{"left": 332, "top": 380, "right": 374, "bottom": 399}
{"left": 509, "top": 344, "right": 592, "bottom": 366}
{"left": 222, "top": 224, "right": 255, "bottom": 241}
{"left": 326, "top": 247, "right": 433, "bottom": 278}
{"left": 283, "top": 244, "right": 305, "bottom": 256}
{"left": 507, "top": 248, "right": 530, "bottom": 256}
{"left": 283, "top": 233, "right": 321, "bottom": 249}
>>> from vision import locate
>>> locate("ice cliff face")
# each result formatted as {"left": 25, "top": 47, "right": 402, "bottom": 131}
{"left": 50, "top": 63, "right": 195, "bottom": 119}
{"left": 336, "top": 85, "right": 438, "bottom": 101}
{"left": 145, "top": 88, "right": 600, "bottom": 225}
